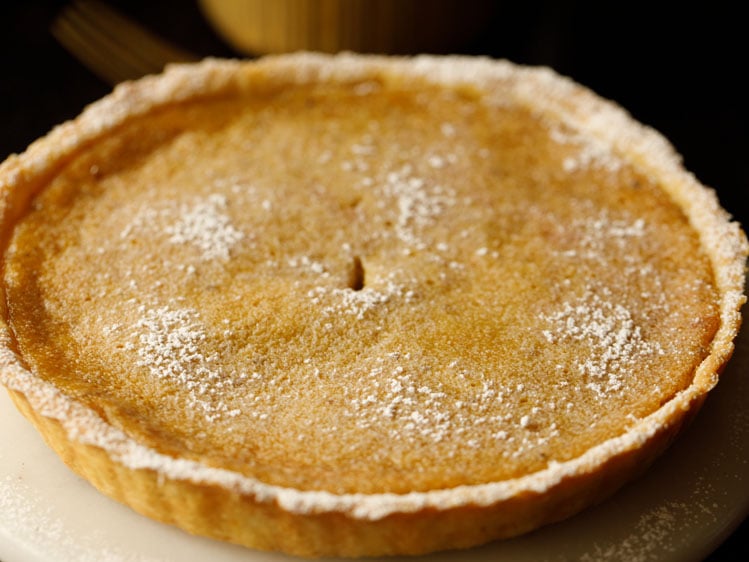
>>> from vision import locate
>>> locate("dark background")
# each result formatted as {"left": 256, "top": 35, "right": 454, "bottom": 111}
{"left": 1, "top": 1, "right": 747, "bottom": 559}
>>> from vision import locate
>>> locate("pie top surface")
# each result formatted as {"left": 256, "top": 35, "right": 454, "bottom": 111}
{"left": 0, "top": 55, "right": 745, "bottom": 504}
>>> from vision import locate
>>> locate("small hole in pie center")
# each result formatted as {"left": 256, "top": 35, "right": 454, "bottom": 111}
{"left": 348, "top": 256, "right": 365, "bottom": 291}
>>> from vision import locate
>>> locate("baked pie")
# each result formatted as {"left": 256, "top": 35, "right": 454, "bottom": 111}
{"left": 0, "top": 53, "right": 746, "bottom": 557}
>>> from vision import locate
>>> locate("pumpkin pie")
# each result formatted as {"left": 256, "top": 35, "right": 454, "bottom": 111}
{"left": 0, "top": 53, "right": 746, "bottom": 557}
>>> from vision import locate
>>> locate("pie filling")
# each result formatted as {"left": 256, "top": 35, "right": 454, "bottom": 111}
{"left": 3, "top": 80, "right": 719, "bottom": 495}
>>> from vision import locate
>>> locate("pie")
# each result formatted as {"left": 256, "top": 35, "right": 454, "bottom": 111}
{"left": 0, "top": 53, "right": 746, "bottom": 557}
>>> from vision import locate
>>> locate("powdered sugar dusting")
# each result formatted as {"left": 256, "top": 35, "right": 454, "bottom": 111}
{"left": 580, "top": 494, "right": 719, "bottom": 561}
{"left": 119, "top": 194, "right": 244, "bottom": 262}
{"left": 338, "top": 354, "right": 563, "bottom": 460}
{"left": 541, "top": 292, "right": 663, "bottom": 398}
{"left": 0, "top": 474, "right": 165, "bottom": 562}
{"left": 551, "top": 209, "right": 649, "bottom": 264}
{"left": 308, "top": 274, "right": 415, "bottom": 319}
{"left": 550, "top": 124, "right": 623, "bottom": 173}
{"left": 381, "top": 163, "right": 457, "bottom": 249}
{"left": 346, "top": 358, "right": 453, "bottom": 444}
{"left": 128, "top": 305, "right": 241, "bottom": 422}
{"left": 164, "top": 194, "right": 243, "bottom": 260}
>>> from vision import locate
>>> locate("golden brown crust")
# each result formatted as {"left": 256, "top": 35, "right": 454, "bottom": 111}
{"left": 0, "top": 53, "right": 746, "bottom": 557}
{"left": 3, "top": 384, "right": 701, "bottom": 557}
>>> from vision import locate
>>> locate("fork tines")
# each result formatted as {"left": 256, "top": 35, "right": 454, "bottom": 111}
{"left": 51, "top": 0, "right": 198, "bottom": 86}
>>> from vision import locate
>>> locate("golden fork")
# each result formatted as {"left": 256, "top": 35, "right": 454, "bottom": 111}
{"left": 51, "top": 0, "right": 198, "bottom": 86}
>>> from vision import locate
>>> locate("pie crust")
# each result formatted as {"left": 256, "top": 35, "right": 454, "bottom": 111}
{"left": 0, "top": 53, "right": 746, "bottom": 557}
